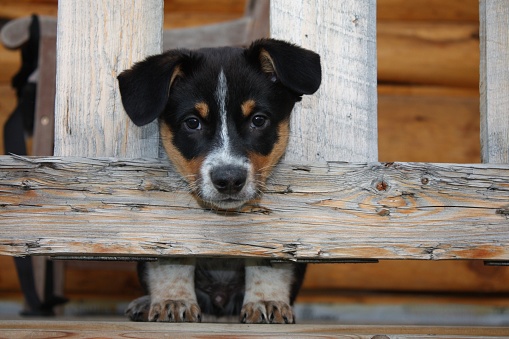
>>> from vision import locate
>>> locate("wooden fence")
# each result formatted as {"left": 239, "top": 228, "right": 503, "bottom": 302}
{"left": 0, "top": 0, "right": 508, "bottom": 337}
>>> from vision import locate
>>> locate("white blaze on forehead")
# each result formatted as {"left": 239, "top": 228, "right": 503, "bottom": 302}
{"left": 198, "top": 68, "right": 255, "bottom": 208}
{"left": 215, "top": 69, "right": 229, "bottom": 149}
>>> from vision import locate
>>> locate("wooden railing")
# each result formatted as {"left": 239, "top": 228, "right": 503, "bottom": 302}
{"left": 0, "top": 0, "right": 508, "bottom": 337}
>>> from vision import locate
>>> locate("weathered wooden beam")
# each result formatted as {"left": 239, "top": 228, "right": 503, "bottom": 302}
{"left": 1, "top": 320, "right": 508, "bottom": 338}
{"left": 480, "top": 0, "right": 509, "bottom": 164}
{"left": 0, "top": 155, "right": 508, "bottom": 261}
{"left": 378, "top": 0, "right": 479, "bottom": 22}
{"left": 271, "top": 0, "right": 378, "bottom": 162}
{"left": 378, "top": 21, "right": 479, "bottom": 88}
{"left": 54, "top": 0, "right": 163, "bottom": 158}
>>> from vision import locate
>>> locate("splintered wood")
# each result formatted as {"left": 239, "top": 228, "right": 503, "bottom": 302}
{"left": 0, "top": 155, "right": 508, "bottom": 261}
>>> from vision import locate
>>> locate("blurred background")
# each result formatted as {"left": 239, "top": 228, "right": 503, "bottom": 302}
{"left": 0, "top": 0, "right": 507, "bottom": 325}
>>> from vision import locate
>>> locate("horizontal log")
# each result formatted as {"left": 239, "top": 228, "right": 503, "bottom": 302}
{"left": 166, "top": 0, "right": 246, "bottom": 14}
{"left": 378, "top": 21, "right": 479, "bottom": 88}
{"left": 297, "top": 290, "right": 509, "bottom": 307}
{"left": 0, "top": 0, "right": 245, "bottom": 20}
{"left": 0, "top": 156, "right": 508, "bottom": 261}
{"left": 378, "top": 0, "right": 479, "bottom": 22}
{"left": 303, "top": 260, "right": 509, "bottom": 293}
{"left": 0, "top": 320, "right": 508, "bottom": 338}
{"left": 378, "top": 85, "right": 480, "bottom": 163}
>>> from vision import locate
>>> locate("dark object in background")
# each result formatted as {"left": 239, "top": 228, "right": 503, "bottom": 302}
{"left": 2, "top": 14, "right": 67, "bottom": 316}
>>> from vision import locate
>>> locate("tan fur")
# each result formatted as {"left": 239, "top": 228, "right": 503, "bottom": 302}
{"left": 248, "top": 120, "right": 289, "bottom": 183}
{"left": 160, "top": 123, "right": 204, "bottom": 185}
{"left": 194, "top": 102, "right": 209, "bottom": 119}
{"left": 241, "top": 99, "right": 256, "bottom": 117}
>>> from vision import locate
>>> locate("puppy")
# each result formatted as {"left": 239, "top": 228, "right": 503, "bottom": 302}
{"left": 117, "top": 38, "right": 321, "bottom": 323}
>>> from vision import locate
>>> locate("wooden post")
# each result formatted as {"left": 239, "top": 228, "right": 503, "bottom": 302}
{"left": 53, "top": 0, "right": 163, "bottom": 157}
{"left": 270, "top": 0, "right": 378, "bottom": 162}
{"left": 480, "top": 0, "right": 509, "bottom": 164}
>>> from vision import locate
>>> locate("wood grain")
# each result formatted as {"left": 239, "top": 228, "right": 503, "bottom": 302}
{"left": 480, "top": 1, "right": 509, "bottom": 164}
{"left": 377, "top": 0, "right": 479, "bottom": 22}
{"left": 270, "top": 0, "right": 378, "bottom": 162}
{"left": 0, "top": 156, "right": 508, "bottom": 261}
{"left": 378, "top": 85, "right": 480, "bottom": 163}
{"left": 53, "top": 1, "right": 163, "bottom": 158}
{"left": 0, "top": 320, "right": 508, "bottom": 338}
{"left": 303, "top": 260, "right": 509, "bottom": 293}
{"left": 378, "top": 21, "right": 479, "bottom": 88}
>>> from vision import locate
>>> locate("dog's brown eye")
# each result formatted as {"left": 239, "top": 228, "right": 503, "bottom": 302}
{"left": 184, "top": 117, "right": 201, "bottom": 130}
{"left": 251, "top": 114, "right": 267, "bottom": 128}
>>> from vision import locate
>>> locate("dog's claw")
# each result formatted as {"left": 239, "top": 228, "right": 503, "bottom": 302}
{"left": 125, "top": 295, "right": 151, "bottom": 322}
{"left": 241, "top": 301, "right": 294, "bottom": 324}
{"left": 148, "top": 299, "right": 201, "bottom": 322}
{"left": 125, "top": 295, "right": 201, "bottom": 323}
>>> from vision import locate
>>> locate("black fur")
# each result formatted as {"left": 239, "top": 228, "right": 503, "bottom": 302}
{"left": 117, "top": 39, "right": 321, "bottom": 160}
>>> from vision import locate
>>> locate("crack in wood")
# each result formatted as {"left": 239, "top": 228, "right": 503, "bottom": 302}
{"left": 1, "top": 157, "right": 509, "bottom": 259}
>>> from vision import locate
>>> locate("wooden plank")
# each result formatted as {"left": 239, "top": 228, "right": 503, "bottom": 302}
{"left": 53, "top": 1, "right": 163, "bottom": 158}
{"left": 0, "top": 156, "right": 508, "bottom": 260}
{"left": 480, "top": 1, "right": 509, "bottom": 164}
{"left": 1, "top": 320, "right": 508, "bottom": 338}
{"left": 378, "top": 0, "right": 479, "bottom": 22}
{"left": 270, "top": 0, "right": 378, "bottom": 162}
{"left": 378, "top": 21, "right": 479, "bottom": 88}
{"left": 32, "top": 33, "right": 56, "bottom": 156}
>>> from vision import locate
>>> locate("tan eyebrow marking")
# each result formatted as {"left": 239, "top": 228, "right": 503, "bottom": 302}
{"left": 194, "top": 102, "right": 209, "bottom": 119}
{"left": 241, "top": 99, "right": 256, "bottom": 117}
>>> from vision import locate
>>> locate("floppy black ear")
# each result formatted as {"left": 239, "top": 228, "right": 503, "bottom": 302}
{"left": 117, "top": 50, "right": 189, "bottom": 126}
{"left": 246, "top": 38, "right": 321, "bottom": 96}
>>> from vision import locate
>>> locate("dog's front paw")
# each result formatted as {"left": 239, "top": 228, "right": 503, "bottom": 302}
{"left": 148, "top": 299, "right": 202, "bottom": 322}
{"left": 126, "top": 295, "right": 151, "bottom": 321}
{"left": 240, "top": 301, "right": 295, "bottom": 324}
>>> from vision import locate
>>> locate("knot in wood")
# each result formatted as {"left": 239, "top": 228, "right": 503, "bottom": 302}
{"left": 375, "top": 181, "right": 388, "bottom": 191}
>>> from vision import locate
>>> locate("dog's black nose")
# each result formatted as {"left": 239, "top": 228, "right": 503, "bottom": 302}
{"left": 210, "top": 165, "right": 247, "bottom": 194}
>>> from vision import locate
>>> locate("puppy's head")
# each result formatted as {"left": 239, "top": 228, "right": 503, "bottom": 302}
{"left": 118, "top": 39, "right": 321, "bottom": 210}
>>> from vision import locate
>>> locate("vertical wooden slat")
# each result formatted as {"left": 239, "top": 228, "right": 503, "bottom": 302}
{"left": 53, "top": 0, "right": 163, "bottom": 157}
{"left": 270, "top": 0, "right": 378, "bottom": 162}
{"left": 480, "top": 0, "right": 509, "bottom": 164}
{"left": 32, "top": 28, "right": 56, "bottom": 157}
{"left": 50, "top": 0, "right": 163, "bottom": 314}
